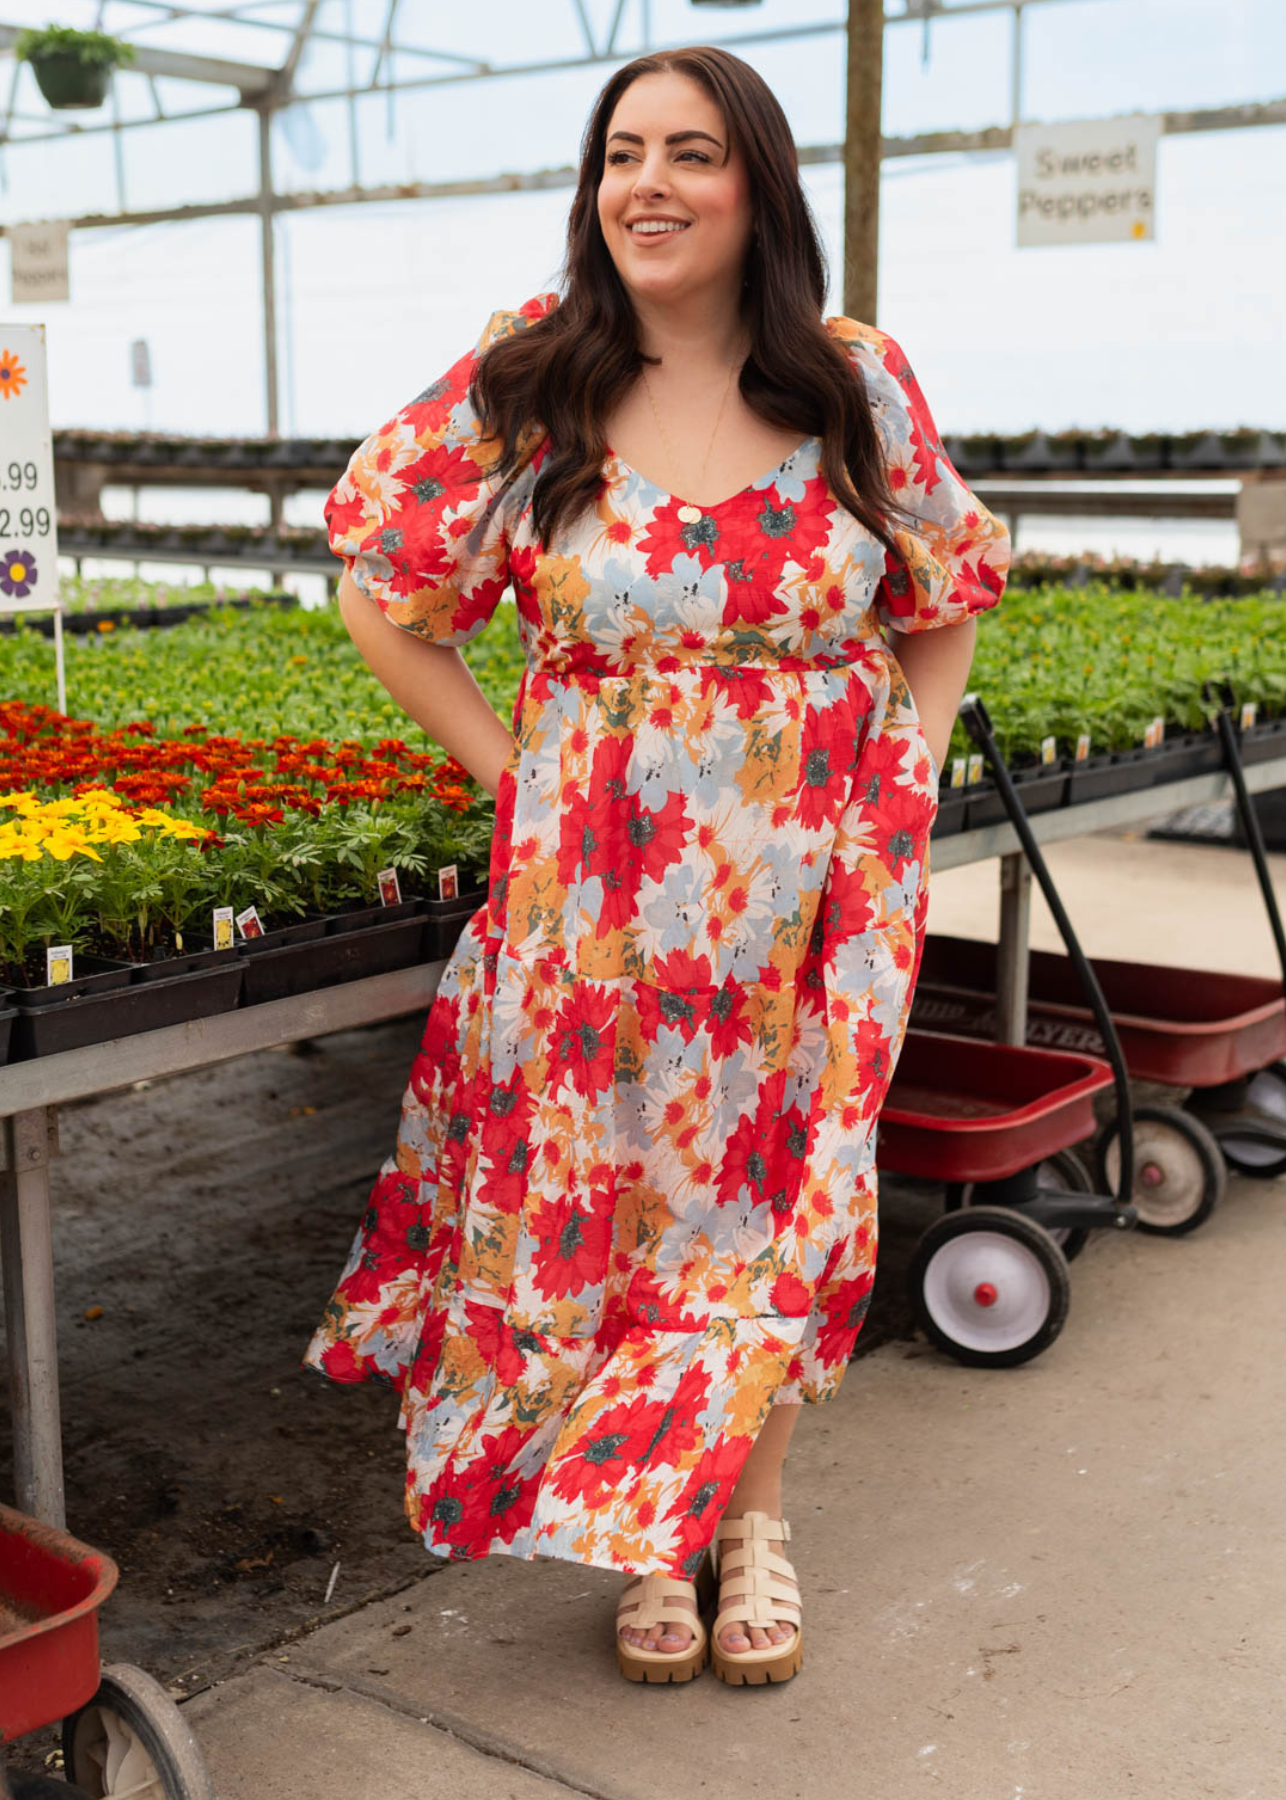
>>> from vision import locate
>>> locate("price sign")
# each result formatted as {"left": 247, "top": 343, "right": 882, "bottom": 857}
{"left": 0, "top": 324, "right": 65, "bottom": 710}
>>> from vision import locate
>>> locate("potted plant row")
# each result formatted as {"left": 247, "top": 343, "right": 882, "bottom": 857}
{"left": 0, "top": 784, "right": 494, "bottom": 1063}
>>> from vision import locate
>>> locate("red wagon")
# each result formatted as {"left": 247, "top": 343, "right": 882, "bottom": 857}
{"left": 876, "top": 1029, "right": 1131, "bottom": 1366}
{"left": 0, "top": 1503, "right": 213, "bottom": 1799}
{"left": 912, "top": 935, "right": 1286, "bottom": 1235}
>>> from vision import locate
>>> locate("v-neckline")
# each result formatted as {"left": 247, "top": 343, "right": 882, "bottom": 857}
{"left": 604, "top": 435, "right": 818, "bottom": 515}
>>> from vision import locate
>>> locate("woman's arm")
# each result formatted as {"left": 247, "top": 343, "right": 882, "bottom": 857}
{"left": 337, "top": 570, "right": 514, "bottom": 800}
{"left": 890, "top": 617, "right": 977, "bottom": 774}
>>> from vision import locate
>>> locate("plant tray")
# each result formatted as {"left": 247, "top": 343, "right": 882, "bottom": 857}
{"left": 964, "top": 763, "right": 1067, "bottom": 830}
{"left": 8, "top": 962, "right": 244, "bottom": 1061}
{"left": 930, "top": 790, "right": 966, "bottom": 840}
{"left": 9, "top": 957, "right": 134, "bottom": 1008}
{"left": 423, "top": 887, "right": 490, "bottom": 962}
{"left": 1240, "top": 718, "right": 1286, "bottom": 767}
{"left": 238, "top": 912, "right": 428, "bottom": 1005}
{"left": 323, "top": 898, "right": 427, "bottom": 936}
{"left": 1065, "top": 748, "right": 1152, "bottom": 804}
{"left": 0, "top": 999, "right": 14, "bottom": 1069}
{"left": 130, "top": 943, "right": 242, "bottom": 983}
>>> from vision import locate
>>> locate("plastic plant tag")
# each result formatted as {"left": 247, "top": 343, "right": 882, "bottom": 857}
{"left": 437, "top": 864, "right": 459, "bottom": 901}
{"left": 1144, "top": 715, "right": 1165, "bottom": 749}
{"left": 377, "top": 866, "right": 402, "bottom": 906}
{"left": 1075, "top": 733, "right": 1091, "bottom": 762}
{"left": 966, "top": 752, "right": 985, "bottom": 786}
{"left": 951, "top": 757, "right": 967, "bottom": 789}
{"left": 235, "top": 904, "right": 265, "bottom": 940}
{"left": 1240, "top": 701, "right": 1258, "bottom": 731}
{"left": 1040, "top": 735, "right": 1057, "bottom": 766}
{"left": 212, "top": 906, "right": 234, "bottom": 951}
{"left": 46, "top": 944, "right": 73, "bottom": 987}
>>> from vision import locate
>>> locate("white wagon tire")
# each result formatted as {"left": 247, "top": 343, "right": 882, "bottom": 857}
{"left": 908, "top": 1205, "right": 1071, "bottom": 1368}
{"left": 62, "top": 1663, "right": 215, "bottom": 1800}
{"left": 1095, "top": 1104, "right": 1225, "bottom": 1235}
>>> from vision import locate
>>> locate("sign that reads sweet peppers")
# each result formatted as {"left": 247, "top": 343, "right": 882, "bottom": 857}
{"left": 1014, "top": 114, "right": 1161, "bottom": 248}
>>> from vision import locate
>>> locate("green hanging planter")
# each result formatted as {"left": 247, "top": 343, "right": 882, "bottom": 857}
{"left": 30, "top": 52, "right": 112, "bottom": 110}
{"left": 15, "top": 25, "right": 136, "bottom": 112}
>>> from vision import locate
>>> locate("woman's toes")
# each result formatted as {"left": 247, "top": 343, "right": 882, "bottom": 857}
{"left": 721, "top": 1625, "right": 751, "bottom": 1652}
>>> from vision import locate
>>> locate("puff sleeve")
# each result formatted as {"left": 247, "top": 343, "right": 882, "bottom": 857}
{"left": 828, "top": 316, "right": 1010, "bottom": 634}
{"left": 324, "top": 292, "right": 557, "bottom": 646}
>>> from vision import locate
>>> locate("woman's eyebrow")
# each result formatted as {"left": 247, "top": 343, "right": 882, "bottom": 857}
{"left": 607, "top": 129, "right": 726, "bottom": 150}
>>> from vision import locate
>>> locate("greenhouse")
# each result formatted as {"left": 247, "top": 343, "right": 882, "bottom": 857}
{"left": 1, "top": 1, "right": 1284, "bottom": 1794}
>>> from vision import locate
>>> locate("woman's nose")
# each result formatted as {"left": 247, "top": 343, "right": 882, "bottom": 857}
{"left": 633, "top": 159, "right": 670, "bottom": 200}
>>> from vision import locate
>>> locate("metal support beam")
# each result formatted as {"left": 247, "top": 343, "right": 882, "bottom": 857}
{"left": 996, "top": 852, "right": 1032, "bottom": 1046}
{"left": 257, "top": 105, "right": 280, "bottom": 442}
{"left": 843, "top": 0, "right": 885, "bottom": 323}
{"left": 1, "top": 1108, "right": 65, "bottom": 1527}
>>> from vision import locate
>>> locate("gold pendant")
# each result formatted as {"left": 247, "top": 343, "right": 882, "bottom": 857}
{"left": 676, "top": 503, "right": 702, "bottom": 523}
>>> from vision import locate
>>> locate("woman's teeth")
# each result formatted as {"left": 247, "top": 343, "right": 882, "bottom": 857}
{"left": 629, "top": 221, "right": 689, "bottom": 235}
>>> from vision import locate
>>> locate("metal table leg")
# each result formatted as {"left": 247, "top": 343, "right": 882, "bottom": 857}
{"left": 996, "top": 851, "right": 1032, "bottom": 1047}
{"left": 0, "top": 1106, "right": 65, "bottom": 1527}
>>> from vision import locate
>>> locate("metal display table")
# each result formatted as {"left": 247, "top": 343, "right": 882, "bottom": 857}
{"left": 3, "top": 754, "right": 1284, "bottom": 1530}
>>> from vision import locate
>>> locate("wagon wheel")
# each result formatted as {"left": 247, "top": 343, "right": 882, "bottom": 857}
{"left": 956, "top": 1148, "right": 1095, "bottom": 1263}
{"left": 1210, "top": 1061, "right": 1286, "bottom": 1178}
{"left": 908, "top": 1205, "right": 1071, "bottom": 1369}
{"left": 1095, "top": 1104, "right": 1225, "bottom": 1235}
{"left": 62, "top": 1663, "right": 215, "bottom": 1800}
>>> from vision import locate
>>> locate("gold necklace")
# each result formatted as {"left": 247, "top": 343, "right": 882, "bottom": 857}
{"left": 640, "top": 353, "right": 741, "bottom": 522}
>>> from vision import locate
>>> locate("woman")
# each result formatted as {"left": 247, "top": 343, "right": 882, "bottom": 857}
{"left": 303, "top": 45, "right": 1009, "bottom": 1686}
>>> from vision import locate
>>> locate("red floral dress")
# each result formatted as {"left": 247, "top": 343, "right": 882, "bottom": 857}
{"left": 303, "top": 292, "right": 1010, "bottom": 1578}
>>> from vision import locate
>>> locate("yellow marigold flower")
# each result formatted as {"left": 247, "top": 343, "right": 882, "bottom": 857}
{"left": 0, "top": 790, "right": 37, "bottom": 810}
{"left": 41, "top": 826, "right": 102, "bottom": 863}
{"left": 0, "top": 834, "right": 42, "bottom": 862}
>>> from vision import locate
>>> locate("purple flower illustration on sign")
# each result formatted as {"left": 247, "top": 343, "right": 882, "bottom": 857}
{"left": 1, "top": 549, "right": 37, "bottom": 598}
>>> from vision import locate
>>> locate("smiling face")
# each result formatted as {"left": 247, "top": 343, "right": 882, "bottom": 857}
{"left": 596, "top": 70, "right": 754, "bottom": 311}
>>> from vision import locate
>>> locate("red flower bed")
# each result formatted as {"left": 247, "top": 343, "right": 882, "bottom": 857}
{"left": 0, "top": 700, "right": 477, "bottom": 824}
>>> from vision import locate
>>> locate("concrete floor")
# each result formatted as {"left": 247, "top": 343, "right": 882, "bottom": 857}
{"left": 175, "top": 828, "right": 1285, "bottom": 1800}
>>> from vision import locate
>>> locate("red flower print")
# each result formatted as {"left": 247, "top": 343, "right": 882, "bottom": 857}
{"left": 529, "top": 1186, "right": 613, "bottom": 1300}
{"left": 547, "top": 983, "right": 617, "bottom": 1105}
{"left": 770, "top": 1271, "right": 812, "bottom": 1317}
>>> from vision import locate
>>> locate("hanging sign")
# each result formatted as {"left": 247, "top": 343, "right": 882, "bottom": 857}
{"left": 1014, "top": 113, "right": 1160, "bottom": 247}
{"left": 10, "top": 222, "right": 70, "bottom": 305}
{"left": 0, "top": 324, "right": 66, "bottom": 712}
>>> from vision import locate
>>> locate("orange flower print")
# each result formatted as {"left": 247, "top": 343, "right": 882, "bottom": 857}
{"left": 0, "top": 349, "right": 27, "bottom": 401}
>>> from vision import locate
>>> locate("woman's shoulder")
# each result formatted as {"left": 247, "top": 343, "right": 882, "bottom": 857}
{"left": 823, "top": 312, "right": 900, "bottom": 366}
{"left": 476, "top": 289, "right": 562, "bottom": 352}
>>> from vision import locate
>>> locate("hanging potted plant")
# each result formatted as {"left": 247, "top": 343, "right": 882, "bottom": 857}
{"left": 15, "top": 23, "right": 137, "bottom": 111}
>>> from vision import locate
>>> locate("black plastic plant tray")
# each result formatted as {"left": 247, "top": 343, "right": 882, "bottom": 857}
{"left": 0, "top": 1000, "right": 15, "bottom": 1068}
{"left": 965, "top": 763, "right": 1067, "bottom": 830}
{"left": 930, "top": 790, "right": 966, "bottom": 840}
{"left": 9, "top": 957, "right": 134, "bottom": 1009}
{"left": 323, "top": 898, "right": 427, "bottom": 936}
{"left": 1240, "top": 718, "right": 1286, "bottom": 767}
{"left": 1065, "top": 748, "right": 1152, "bottom": 804}
{"left": 1148, "top": 731, "right": 1225, "bottom": 784}
{"left": 423, "top": 887, "right": 489, "bottom": 962}
{"left": 130, "top": 943, "right": 242, "bottom": 983}
{"left": 238, "top": 912, "right": 429, "bottom": 1006}
{"left": 8, "top": 962, "right": 244, "bottom": 1061}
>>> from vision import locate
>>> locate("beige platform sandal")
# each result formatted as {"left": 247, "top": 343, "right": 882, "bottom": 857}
{"left": 615, "top": 1557, "right": 715, "bottom": 1684}
{"left": 708, "top": 1511, "right": 804, "bottom": 1686}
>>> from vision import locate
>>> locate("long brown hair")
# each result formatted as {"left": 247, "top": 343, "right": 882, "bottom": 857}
{"left": 470, "top": 45, "right": 914, "bottom": 554}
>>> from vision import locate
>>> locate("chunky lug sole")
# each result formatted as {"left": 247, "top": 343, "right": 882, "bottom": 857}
{"left": 615, "top": 1554, "right": 715, "bottom": 1684}
{"left": 707, "top": 1511, "right": 804, "bottom": 1687}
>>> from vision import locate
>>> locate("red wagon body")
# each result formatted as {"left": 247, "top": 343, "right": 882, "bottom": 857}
{"left": 0, "top": 1502, "right": 119, "bottom": 1747}
{"left": 877, "top": 1028, "right": 1114, "bottom": 1184}
{"left": 912, "top": 936, "right": 1286, "bottom": 1089}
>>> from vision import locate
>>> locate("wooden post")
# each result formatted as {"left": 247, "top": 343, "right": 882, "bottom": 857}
{"left": 843, "top": 0, "right": 885, "bottom": 324}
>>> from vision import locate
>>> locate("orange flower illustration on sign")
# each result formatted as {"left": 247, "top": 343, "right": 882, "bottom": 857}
{"left": 0, "top": 350, "right": 28, "bottom": 401}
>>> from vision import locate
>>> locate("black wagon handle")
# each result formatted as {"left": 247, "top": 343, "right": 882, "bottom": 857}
{"left": 958, "top": 692, "right": 1134, "bottom": 1207}
{"left": 1201, "top": 680, "right": 1286, "bottom": 989}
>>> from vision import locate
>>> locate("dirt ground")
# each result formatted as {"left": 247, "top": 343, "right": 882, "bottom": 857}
{"left": 0, "top": 1010, "right": 947, "bottom": 1779}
